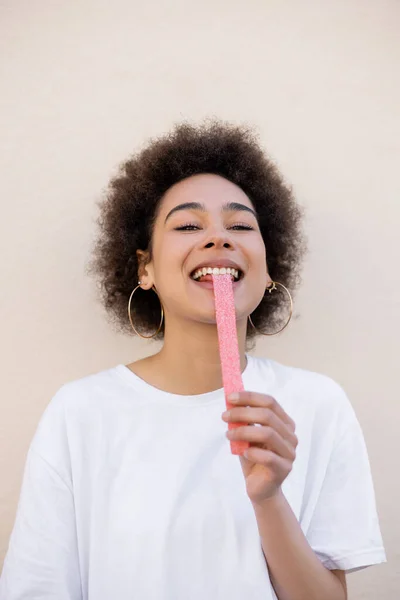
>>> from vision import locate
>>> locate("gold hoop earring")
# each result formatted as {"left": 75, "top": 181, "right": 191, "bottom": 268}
{"left": 248, "top": 281, "right": 293, "bottom": 336}
{"left": 128, "top": 281, "right": 164, "bottom": 339}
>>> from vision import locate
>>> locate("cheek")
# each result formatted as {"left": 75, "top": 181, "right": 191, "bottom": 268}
{"left": 153, "top": 236, "right": 191, "bottom": 281}
{"left": 247, "top": 236, "right": 267, "bottom": 269}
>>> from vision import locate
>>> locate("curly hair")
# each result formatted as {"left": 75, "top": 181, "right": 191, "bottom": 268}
{"left": 87, "top": 120, "right": 307, "bottom": 345}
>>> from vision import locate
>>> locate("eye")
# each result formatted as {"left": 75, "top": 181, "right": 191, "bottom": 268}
{"left": 230, "top": 224, "right": 254, "bottom": 231}
{"left": 174, "top": 223, "right": 254, "bottom": 231}
{"left": 174, "top": 223, "right": 200, "bottom": 231}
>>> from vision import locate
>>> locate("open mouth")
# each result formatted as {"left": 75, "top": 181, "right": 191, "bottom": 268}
{"left": 190, "top": 266, "right": 243, "bottom": 283}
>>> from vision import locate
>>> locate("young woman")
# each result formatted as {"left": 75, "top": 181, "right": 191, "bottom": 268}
{"left": 1, "top": 122, "right": 386, "bottom": 600}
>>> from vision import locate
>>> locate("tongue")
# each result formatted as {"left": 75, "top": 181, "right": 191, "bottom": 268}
{"left": 198, "top": 274, "right": 213, "bottom": 282}
{"left": 197, "top": 274, "right": 234, "bottom": 282}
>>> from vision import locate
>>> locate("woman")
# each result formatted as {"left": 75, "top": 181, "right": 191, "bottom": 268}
{"left": 1, "top": 121, "right": 386, "bottom": 599}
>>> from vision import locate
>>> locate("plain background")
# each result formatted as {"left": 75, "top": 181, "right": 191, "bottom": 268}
{"left": 0, "top": 1, "right": 398, "bottom": 598}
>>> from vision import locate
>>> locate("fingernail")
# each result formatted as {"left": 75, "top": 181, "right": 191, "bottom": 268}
{"left": 228, "top": 393, "right": 239, "bottom": 402}
{"left": 222, "top": 411, "right": 230, "bottom": 420}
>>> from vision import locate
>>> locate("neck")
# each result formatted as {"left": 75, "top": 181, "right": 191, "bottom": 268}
{"left": 148, "top": 316, "right": 248, "bottom": 395}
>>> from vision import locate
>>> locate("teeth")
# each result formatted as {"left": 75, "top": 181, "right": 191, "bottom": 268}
{"left": 192, "top": 267, "right": 241, "bottom": 280}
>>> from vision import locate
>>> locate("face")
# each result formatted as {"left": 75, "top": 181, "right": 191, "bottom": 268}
{"left": 137, "top": 174, "right": 270, "bottom": 329}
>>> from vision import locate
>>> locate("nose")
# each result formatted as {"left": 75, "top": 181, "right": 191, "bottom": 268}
{"left": 203, "top": 234, "right": 233, "bottom": 250}
{"left": 201, "top": 220, "right": 236, "bottom": 250}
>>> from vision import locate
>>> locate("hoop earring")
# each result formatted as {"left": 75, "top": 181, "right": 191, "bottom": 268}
{"left": 248, "top": 281, "right": 293, "bottom": 336}
{"left": 128, "top": 281, "right": 164, "bottom": 339}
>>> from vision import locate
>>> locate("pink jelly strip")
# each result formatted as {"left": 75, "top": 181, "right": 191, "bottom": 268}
{"left": 213, "top": 274, "right": 249, "bottom": 456}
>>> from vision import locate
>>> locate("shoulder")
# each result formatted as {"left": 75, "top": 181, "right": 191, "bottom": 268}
{"left": 30, "top": 365, "right": 123, "bottom": 455}
{"left": 250, "top": 354, "right": 348, "bottom": 401}
{"left": 47, "top": 364, "right": 124, "bottom": 412}
{"left": 248, "top": 355, "right": 357, "bottom": 432}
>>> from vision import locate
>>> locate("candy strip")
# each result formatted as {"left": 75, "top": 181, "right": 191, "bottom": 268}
{"left": 213, "top": 274, "right": 249, "bottom": 455}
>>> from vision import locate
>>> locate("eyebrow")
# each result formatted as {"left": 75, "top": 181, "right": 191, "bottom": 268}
{"left": 164, "top": 201, "right": 257, "bottom": 223}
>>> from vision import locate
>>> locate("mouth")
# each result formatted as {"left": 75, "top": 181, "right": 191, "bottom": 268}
{"left": 190, "top": 266, "right": 244, "bottom": 289}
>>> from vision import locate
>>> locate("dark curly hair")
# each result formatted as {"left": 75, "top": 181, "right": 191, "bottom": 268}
{"left": 87, "top": 120, "right": 307, "bottom": 345}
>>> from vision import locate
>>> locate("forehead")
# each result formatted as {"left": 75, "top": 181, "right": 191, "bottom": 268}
{"left": 158, "top": 173, "right": 254, "bottom": 216}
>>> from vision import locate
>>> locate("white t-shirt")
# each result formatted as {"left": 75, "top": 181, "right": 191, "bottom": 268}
{"left": 0, "top": 354, "right": 386, "bottom": 600}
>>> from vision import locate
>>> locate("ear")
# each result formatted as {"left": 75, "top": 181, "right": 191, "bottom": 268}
{"left": 136, "top": 249, "right": 153, "bottom": 288}
{"left": 265, "top": 259, "right": 272, "bottom": 287}
{"left": 265, "top": 269, "right": 272, "bottom": 288}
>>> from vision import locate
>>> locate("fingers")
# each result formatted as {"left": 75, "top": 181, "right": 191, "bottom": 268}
{"left": 226, "top": 425, "right": 296, "bottom": 461}
{"left": 228, "top": 391, "right": 296, "bottom": 433}
{"left": 242, "top": 447, "right": 293, "bottom": 476}
{"left": 222, "top": 406, "right": 298, "bottom": 448}
{"left": 222, "top": 392, "right": 298, "bottom": 463}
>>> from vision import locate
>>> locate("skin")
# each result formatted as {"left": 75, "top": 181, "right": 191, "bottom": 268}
{"left": 128, "top": 173, "right": 347, "bottom": 599}
{"left": 131, "top": 172, "right": 269, "bottom": 395}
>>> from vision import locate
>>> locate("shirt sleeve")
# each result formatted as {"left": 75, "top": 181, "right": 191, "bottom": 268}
{"left": 305, "top": 411, "right": 387, "bottom": 574}
{"left": 0, "top": 392, "right": 82, "bottom": 599}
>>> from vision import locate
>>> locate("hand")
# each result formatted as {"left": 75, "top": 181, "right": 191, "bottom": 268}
{"left": 221, "top": 392, "right": 298, "bottom": 505}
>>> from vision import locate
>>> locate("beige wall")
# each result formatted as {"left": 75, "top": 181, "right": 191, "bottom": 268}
{"left": 1, "top": 0, "right": 399, "bottom": 597}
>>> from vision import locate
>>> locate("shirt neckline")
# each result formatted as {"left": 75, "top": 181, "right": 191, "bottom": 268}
{"left": 114, "top": 353, "right": 255, "bottom": 406}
